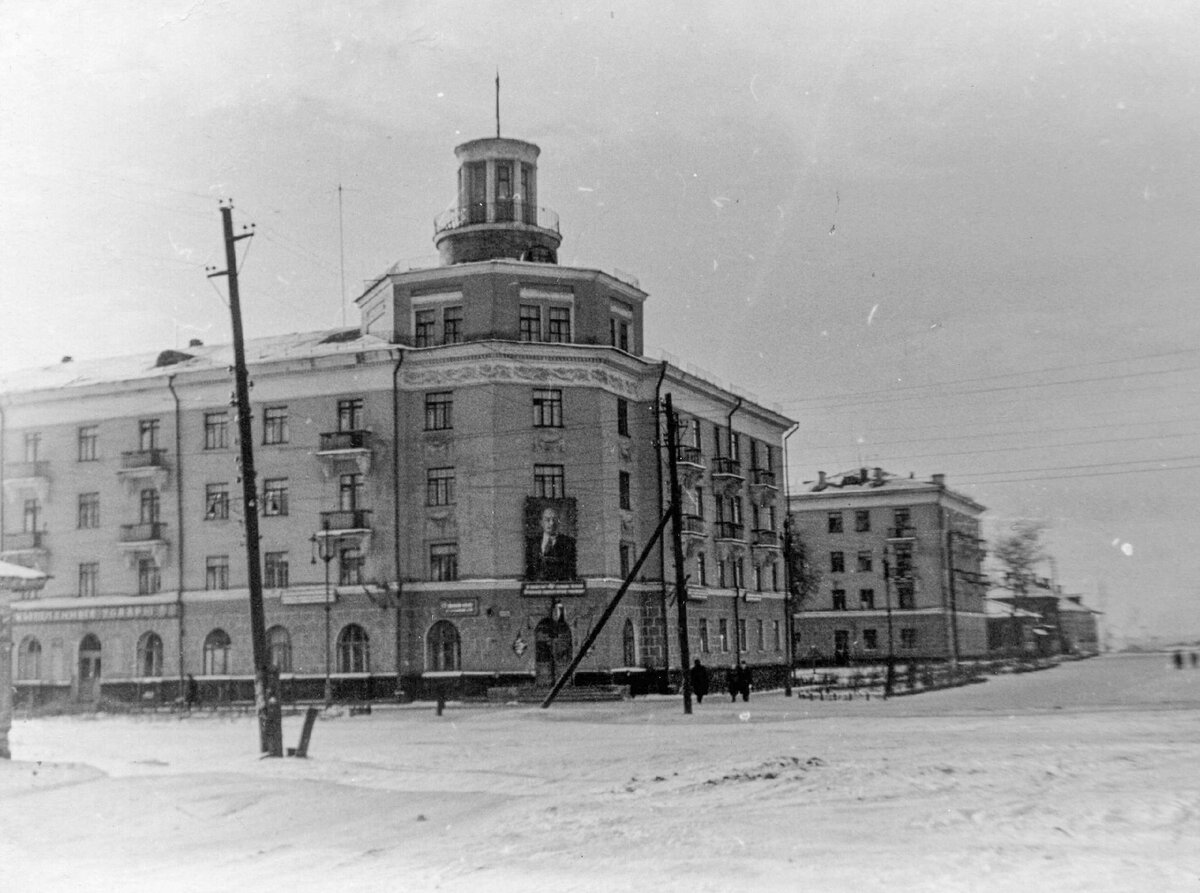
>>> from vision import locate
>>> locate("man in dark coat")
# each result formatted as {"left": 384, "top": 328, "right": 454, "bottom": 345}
{"left": 738, "top": 663, "right": 751, "bottom": 702}
{"left": 689, "top": 659, "right": 710, "bottom": 704}
{"left": 526, "top": 506, "right": 577, "bottom": 581}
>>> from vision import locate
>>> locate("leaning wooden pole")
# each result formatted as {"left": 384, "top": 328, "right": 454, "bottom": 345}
{"left": 540, "top": 509, "right": 673, "bottom": 709}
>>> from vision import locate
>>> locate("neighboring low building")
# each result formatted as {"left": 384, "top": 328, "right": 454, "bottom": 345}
{"left": 1, "top": 129, "right": 794, "bottom": 705}
{"left": 989, "top": 580, "right": 1102, "bottom": 657}
{"left": 788, "top": 468, "right": 989, "bottom": 666}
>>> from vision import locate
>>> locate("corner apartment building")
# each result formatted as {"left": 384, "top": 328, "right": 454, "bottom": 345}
{"left": 2, "top": 132, "right": 794, "bottom": 704}
{"left": 787, "top": 468, "right": 989, "bottom": 666}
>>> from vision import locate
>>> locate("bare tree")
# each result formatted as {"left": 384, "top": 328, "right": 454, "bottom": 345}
{"left": 786, "top": 527, "right": 823, "bottom": 609}
{"left": 992, "top": 520, "right": 1048, "bottom": 595}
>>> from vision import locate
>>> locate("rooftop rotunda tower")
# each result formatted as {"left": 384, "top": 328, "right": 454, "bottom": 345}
{"left": 432, "top": 137, "right": 562, "bottom": 265}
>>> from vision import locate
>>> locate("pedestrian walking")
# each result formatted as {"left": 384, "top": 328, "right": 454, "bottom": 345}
{"left": 689, "top": 659, "right": 710, "bottom": 704}
{"left": 738, "top": 663, "right": 751, "bottom": 702}
{"left": 728, "top": 665, "right": 740, "bottom": 702}
{"left": 185, "top": 673, "right": 199, "bottom": 710}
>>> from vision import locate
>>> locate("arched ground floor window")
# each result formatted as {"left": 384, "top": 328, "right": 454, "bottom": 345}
{"left": 427, "top": 620, "right": 461, "bottom": 672}
{"left": 337, "top": 624, "right": 369, "bottom": 673}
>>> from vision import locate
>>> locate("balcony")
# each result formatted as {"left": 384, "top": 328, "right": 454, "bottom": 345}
{"left": 317, "top": 509, "right": 373, "bottom": 550}
{"left": 674, "top": 445, "right": 705, "bottom": 489}
{"left": 751, "top": 528, "right": 782, "bottom": 550}
{"left": 1, "top": 529, "right": 48, "bottom": 565}
{"left": 3, "top": 460, "right": 51, "bottom": 502}
{"left": 434, "top": 201, "right": 560, "bottom": 235}
{"left": 710, "top": 457, "right": 744, "bottom": 495}
{"left": 714, "top": 521, "right": 745, "bottom": 542}
{"left": 679, "top": 513, "right": 706, "bottom": 556}
{"left": 748, "top": 467, "right": 779, "bottom": 506}
{"left": 118, "top": 521, "right": 169, "bottom": 567}
{"left": 117, "top": 449, "right": 169, "bottom": 492}
{"left": 886, "top": 526, "right": 917, "bottom": 541}
{"left": 316, "top": 430, "right": 373, "bottom": 476}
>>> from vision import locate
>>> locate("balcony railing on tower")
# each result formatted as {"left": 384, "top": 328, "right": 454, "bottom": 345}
{"left": 434, "top": 202, "right": 560, "bottom": 235}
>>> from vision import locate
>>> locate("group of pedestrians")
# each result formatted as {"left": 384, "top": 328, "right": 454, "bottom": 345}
{"left": 688, "top": 659, "right": 751, "bottom": 704}
{"left": 1172, "top": 651, "right": 1198, "bottom": 670}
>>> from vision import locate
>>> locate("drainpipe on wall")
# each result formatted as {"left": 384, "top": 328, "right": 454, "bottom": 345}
{"left": 652, "top": 360, "right": 669, "bottom": 688}
{"left": 166, "top": 376, "right": 186, "bottom": 691}
{"left": 391, "top": 348, "right": 406, "bottom": 696}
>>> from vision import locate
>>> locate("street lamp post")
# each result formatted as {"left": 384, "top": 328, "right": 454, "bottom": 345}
{"left": 311, "top": 521, "right": 337, "bottom": 708}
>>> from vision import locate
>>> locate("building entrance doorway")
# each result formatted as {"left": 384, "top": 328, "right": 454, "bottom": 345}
{"left": 833, "top": 630, "right": 850, "bottom": 666}
{"left": 77, "top": 634, "right": 102, "bottom": 701}
{"left": 534, "top": 617, "right": 572, "bottom": 687}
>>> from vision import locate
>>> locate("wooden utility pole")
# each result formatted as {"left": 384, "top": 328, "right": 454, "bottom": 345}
{"left": 664, "top": 394, "right": 692, "bottom": 714}
{"left": 208, "top": 203, "right": 282, "bottom": 757}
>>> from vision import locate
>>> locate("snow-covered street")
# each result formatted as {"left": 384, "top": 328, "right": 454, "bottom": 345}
{"left": 3, "top": 653, "right": 1199, "bottom": 892}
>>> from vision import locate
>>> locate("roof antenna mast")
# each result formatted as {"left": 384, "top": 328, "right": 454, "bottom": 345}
{"left": 495, "top": 69, "right": 501, "bottom": 138}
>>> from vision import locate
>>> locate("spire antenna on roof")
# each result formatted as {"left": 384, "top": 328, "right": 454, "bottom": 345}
{"left": 495, "top": 69, "right": 501, "bottom": 138}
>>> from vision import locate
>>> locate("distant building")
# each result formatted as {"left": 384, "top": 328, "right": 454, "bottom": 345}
{"left": 788, "top": 469, "right": 989, "bottom": 666}
{"left": 989, "top": 580, "right": 1102, "bottom": 657}
{"left": 1, "top": 131, "right": 793, "bottom": 705}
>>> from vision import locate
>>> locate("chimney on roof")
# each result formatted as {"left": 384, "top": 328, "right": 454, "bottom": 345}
{"left": 873, "top": 467, "right": 883, "bottom": 483}
{"left": 815, "top": 471, "right": 827, "bottom": 491}
{"left": 932, "top": 473, "right": 945, "bottom": 487}
{"left": 859, "top": 467, "right": 868, "bottom": 484}
{"left": 61, "top": 356, "right": 73, "bottom": 363}
{"left": 188, "top": 339, "right": 204, "bottom": 348}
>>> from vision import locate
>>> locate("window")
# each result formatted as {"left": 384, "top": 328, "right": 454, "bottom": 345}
{"left": 337, "top": 624, "right": 370, "bottom": 673}
{"left": 78, "top": 492, "right": 100, "bottom": 529}
{"left": 717, "top": 558, "right": 727, "bottom": 588}
{"left": 738, "top": 619, "right": 747, "bottom": 652}
{"left": 204, "top": 412, "right": 229, "bottom": 450}
{"left": 339, "top": 473, "right": 364, "bottom": 511}
{"left": 519, "top": 304, "right": 541, "bottom": 341}
{"left": 430, "top": 543, "right": 458, "bottom": 581}
{"left": 732, "top": 555, "right": 744, "bottom": 589}
{"left": 427, "top": 620, "right": 460, "bottom": 671}
{"left": 617, "top": 398, "right": 629, "bottom": 437}
{"left": 262, "top": 479, "right": 288, "bottom": 516}
{"left": 729, "top": 432, "right": 741, "bottom": 464}
{"left": 137, "top": 632, "right": 163, "bottom": 678}
{"left": 139, "top": 419, "right": 160, "bottom": 451}
{"left": 900, "top": 628, "right": 918, "bottom": 649}
{"left": 139, "top": 489, "right": 160, "bottom": 525}
{"left": 691, "top": 418, "right": 702, "bottom": 450}
{"left": 756, "top": 619, "right": 765, "bottom": 651}
{"left": 619, "top": 542, "right": 633, "bottom": 578}
{"left": 424, "top": 392, "right": 453, "bottom": 430}
{"left": 697, "top": 552, "right": 707, "bottom": 586}
{"left": 753, "top": 564, "right": 763, "bottom": 592}
{"left": 855, "top": 510, "right": 871, "bottom": 533}
{"left": 442, "top": 306, "right": 463, "bottom": 344}
{"left": 268, "top": 626, "right": 292, "bottom": 672}
{"left": 337, "top": 398, "right": 364, "bottom": 432}
{"left": 718, "top": 618, "right": 730, "bottom": 652}
{"left": 205, "top": 483, "right": 229, "bottom": 521}
{"left": 138, "top": 558, "right": 161, "bottom": 595}
{"left": 203, "top": 629, "right": 231, "bottom": 675}
{"left": 622, "top": 618, "right": 637, "bottom": 667}
{"left": 546, "top": 306, "right": 571, "bottom": 343}
{"left": 860, "top": 588, "right": 875, "bottom": 609}
{"left": 830, "top": 551, "right": 844, "bottom": 574}
{"left": 863, "top": 629, "right": 879, "bottom": 651}
{"left": 897, "top": 582, "right": 916, "bottom": 610}
{"left": 696, "top": 487, "right": 705, "bottom": 518}
{"left": 857, "top": 551, "right": 873, "bottom": 573}
{"left": 78, "top": 425, "right": 98, "bottom": 461}
{"left": 827, "top": 512, "right": 843, "bottom": 534}
{"left": 893, "top": 545, "right": 913, "bottom": 578}
{"left": 832, "top": 588, "right": 847, "bottom": 610}
{"left": 339, "top": 547, "right": 364, "bottom": 586}
{"left": 619, "top": 471, "right": 631, "bottom": 510}
{"left": 264, "top": 552, "right": 290, "bottom": 589}
{"left": 17, "top": 637, "right": 42, "bottom": 681}
{"left": 532, "top": 388, "right": 563, "bottom": 427}
{"left": 414, "top": 308, "right": 437, "bottom": 347}
{"left": 893, "top": 508, "right": 911, "bottom": 532}
{"left": 206, "top": 555, "right": 229, "bottom": 591}
{"left": 771, "top": 561, "right": 780, "bottom": 591}
{"left": 22, "top": 499, "right": 40, "bottom": 533}
{"left": 79, "top": 563, "right": 99, "bottom": 598}
{"left": 427, "top": 467, "right": 456, "bottom": 506}
{"left": 699, "top": 618, "right": 710, "bottom": 653}
{"left": 618, "top": 320, "right": 629, "bottom": 352}
{"left": 772, "top": 620, "right": 781, "bottom": 652}
{"left": 263, "top": 406, "right": 289, "bottom": 445}
{"left": 533, "top": 464, "right": 565, "bottom": 499}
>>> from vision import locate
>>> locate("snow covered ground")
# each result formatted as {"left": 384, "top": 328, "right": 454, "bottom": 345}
{"left": 3, "top": 653, "right": 1199, "bottom": 892}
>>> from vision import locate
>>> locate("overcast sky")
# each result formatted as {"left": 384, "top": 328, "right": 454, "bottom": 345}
{"left": 3, "top": 1, "right": 1198, "bottom": 641}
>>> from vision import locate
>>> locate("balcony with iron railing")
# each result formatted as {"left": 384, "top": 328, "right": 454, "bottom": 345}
{"left": 318, "top": 509, "right": 373, "bottom": 534}
{"left": 714, "top": 521, "right": 745, "bottom": 542}
{"left": 886, "top": 526, "right": 917, "bottom": 540}
{"left": 751, "top": 528, "right": 781, "bottom": 549}
{"left": 681, "top": 514, "right": 707, "bottom": 538}
{"left": 434, "top": 201, "right": 560, "bottom": 235}
{"left": 318, "top": 430, "right": 372, "bottom": 452}
{"left": 120, "top": 521, "right": 167, "bottom": 543}
{"left": 711, "top": 457, "right": 743, "bottom": 478}
{"left": 3, "top": 460, "right": 50, "bottom": 482}
{"left": 120, "top": 449, "right": 168, "bottom": 470}
{"left": 2, "top": 530, "right": 47, "bottom": 553}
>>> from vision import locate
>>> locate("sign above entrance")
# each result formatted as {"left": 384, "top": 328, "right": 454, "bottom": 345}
{"left": 439, "top": 598, "right": 479, "bottom": 616}
{"left": 522, "top": 581, "right": 586, "bottom": 598}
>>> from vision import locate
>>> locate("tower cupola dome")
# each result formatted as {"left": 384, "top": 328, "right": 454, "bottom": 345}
{"left": 433, "top": 137, "right": 561, "bottom": 265}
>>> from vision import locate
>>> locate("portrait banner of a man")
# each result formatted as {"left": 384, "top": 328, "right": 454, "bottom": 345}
{"left": 524, "top": 497, "right": 578, "bottom": 582}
